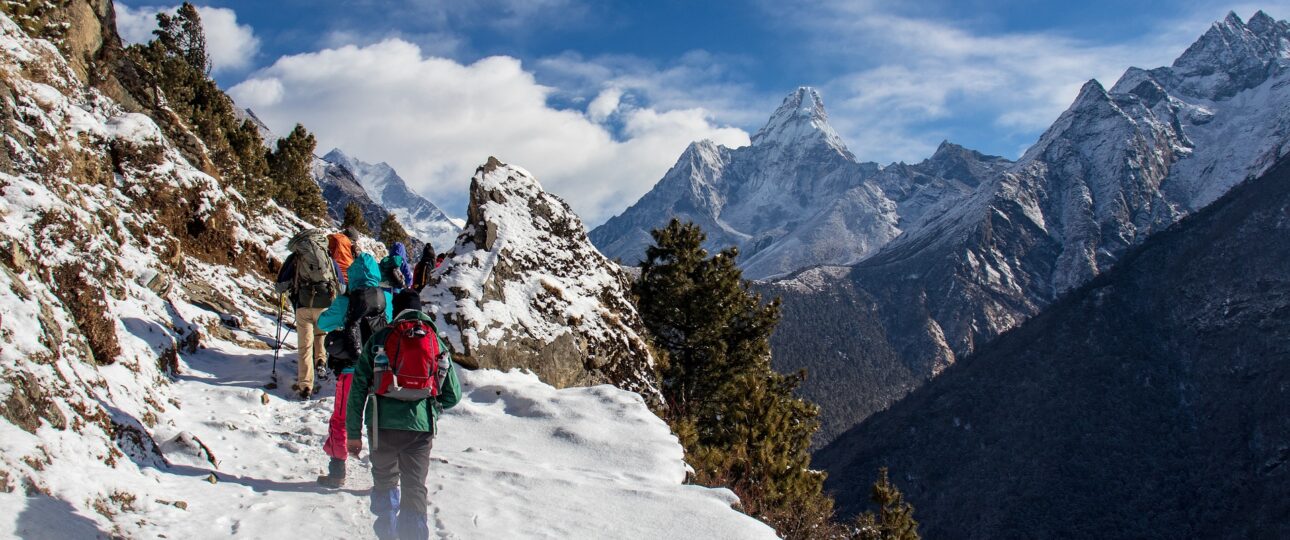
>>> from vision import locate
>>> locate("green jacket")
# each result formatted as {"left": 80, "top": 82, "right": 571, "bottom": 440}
{"left": 346, "top": 310, "right": 462, "bottom": 439}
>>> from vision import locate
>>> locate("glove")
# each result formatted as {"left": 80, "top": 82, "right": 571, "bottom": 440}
{"left": 347, "top": 438, "right": 363, "bottom": 457}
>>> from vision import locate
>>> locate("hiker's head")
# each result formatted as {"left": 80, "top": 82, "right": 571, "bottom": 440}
{"left": 392, "top": 242, "right": 408, "bottom": 259}
{"left": 421, "top": 244, "right": 435, "bottom": 261}
{"left": 345, "top": 226, "right": 360, "bottom": 241}
{"left": 393, "top": 290, "right": 423, "bottom": 315}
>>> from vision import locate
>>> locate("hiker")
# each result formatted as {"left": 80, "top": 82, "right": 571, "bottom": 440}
{"left": 379, "top": 242, "right": 414, "bottom": 292}
{"left": 328, "top": 231, "right": 355, "bottom": 285}
{"left": 345, "top": 226, "right": 363, "bottom": 249}
{"left": 315, "top": 253, "right": 393, "bottom": 488}
{"left": 275, "top": 229, "right": 343, "bottom": 399}
{"left": 347, "top": 290, "right": 461, "bottom": 540}
{"left": 434, "top": 252, "right": 446, "bottom": 269}
{"left": 410, "top": 244, "right": 436, "bottom": 292}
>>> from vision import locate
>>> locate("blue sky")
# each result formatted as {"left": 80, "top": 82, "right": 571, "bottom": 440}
{"left": 115, "top": 0, "right": 1287, "bottom": 224}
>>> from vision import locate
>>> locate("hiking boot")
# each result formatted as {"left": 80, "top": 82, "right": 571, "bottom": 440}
{"left": 297, "top": 386, "right": 312, "bottom": 400}
{"left": 316, "top": 473, "right": 344, "bottom": 488}
{"left": 317, "top": 458, "right": 345, "bottom": 488}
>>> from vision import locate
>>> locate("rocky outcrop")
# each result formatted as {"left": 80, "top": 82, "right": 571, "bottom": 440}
{"left": 425, "top": 158, "right": 661, "bottom": 402}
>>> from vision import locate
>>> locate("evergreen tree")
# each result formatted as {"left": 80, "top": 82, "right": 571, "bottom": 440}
{"left": 125, "top": 3, "right": 273, "bottom": 213}
{"left": 851, "top": 468, "right": 920, "bottom": 540}
{"left": 267, "top": 124, "right": 327, "bottom": 224}
{"left": 227, "top": 119, "right": 270, "bottom": 207}
{"left": 378, "top": 212, "right": 410, "bottom": 247}
{"left": 634, "top": 219, "right": 835, "bottom": 539}
{"left": 156, "top": 3, "right": 209, "bottom": 75}
{"left": 342, "top": 202, "right": 371, "bottom": 235}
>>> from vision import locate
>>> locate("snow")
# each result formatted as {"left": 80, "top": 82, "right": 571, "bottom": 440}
{"left": 0, "top": 342, "right": 773, "bottom": 539}
{"left": 0, "top": 13, "right": 762, "bottom": 539}
{"left": 426, "top": 161, "right": 657, "bottom": 374}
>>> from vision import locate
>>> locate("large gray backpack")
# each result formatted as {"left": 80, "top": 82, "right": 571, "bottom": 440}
{"left": 287, "top": 229, "right": 338, "bottom": 308}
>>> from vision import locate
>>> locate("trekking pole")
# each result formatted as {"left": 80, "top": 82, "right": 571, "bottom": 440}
{"left": 267, "top": 293, "right": 286, "bottom": 389}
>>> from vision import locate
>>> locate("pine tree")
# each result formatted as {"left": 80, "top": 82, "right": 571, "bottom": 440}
{"left": 126, "top": 3, "right": 273, "bottom": 215}
{"left": 227, "top": 119, "right": 270, "bottom": 207}
{"left": 634, "top": 219, "right": 835, "bottom": 539}
{"left": 342, "top": 202, "right": 371, "bottom": 235}
{"left": 267, "top": 124, "right": 327, "bottom": 224}
{"left": 378, "top": 212, "right": 410, "bottom": 247}
{"left": 851, "top": 468, "right": 920, "bottom": 540}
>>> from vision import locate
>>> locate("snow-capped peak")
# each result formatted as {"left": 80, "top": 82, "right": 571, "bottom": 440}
{"left": 751, "top": 87, "right": 851, "bottom": 158}
{"left": 1167, "top": 11, "right": 1290, "bottom": 99}
{"left": 319, "top": 147, "right": 460, "bottom": 249}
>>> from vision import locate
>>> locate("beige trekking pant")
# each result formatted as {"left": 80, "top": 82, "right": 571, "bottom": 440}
{"left": 294, "top": 307, "right": 328, "bottom": 391}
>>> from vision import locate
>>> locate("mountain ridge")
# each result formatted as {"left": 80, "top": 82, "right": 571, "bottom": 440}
{"left": 764, "top": 10, "right": 1290, "bottom": 447}
{"left": 815, "top": 151, "right": 1290, "bottom": 539}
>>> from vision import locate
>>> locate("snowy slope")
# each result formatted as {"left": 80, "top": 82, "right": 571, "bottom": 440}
{"left": 0, "top": 7, "right": 758, "bottom": 538}
{"left": 323, "top": 148, "right": 461, "bottom": 250}
{"left": 425, "top": 158, "right": 662, "bottom": 401}
{"left": 0, "top": 342, "right": 773, "bottom": 539}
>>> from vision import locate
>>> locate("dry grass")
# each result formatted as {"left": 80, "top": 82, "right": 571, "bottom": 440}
{"left": 51, "top": 263, "right": 120, "bottom": 365}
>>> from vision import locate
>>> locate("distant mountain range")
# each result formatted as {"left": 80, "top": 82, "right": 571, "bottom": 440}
{"left": 590, "top": 87, "right": 1011, "bottom": 280}
{"left": 321, "top": 148, "right": 462, "bottom": 251}
{"left": 597, "top": 11, "right": 1290, "bottom": 448}
{"left": 235, "top": 108, "right": 461, "bottom": 251}
{"left": 816, "top": 150, "right": 1290, "bottom": 539}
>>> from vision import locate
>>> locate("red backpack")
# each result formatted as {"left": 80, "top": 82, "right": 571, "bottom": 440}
{"left": 374, "top": 320, "right": 442, "bottom": 401}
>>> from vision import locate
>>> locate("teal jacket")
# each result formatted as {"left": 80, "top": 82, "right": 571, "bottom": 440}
{"left": 318, "top": 253, "right": 393, "bottom": 332}
{"left": 346, "top": 310, "right": 462, "bottom": 439}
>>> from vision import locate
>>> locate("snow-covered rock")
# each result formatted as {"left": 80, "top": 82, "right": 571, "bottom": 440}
{"left": 425, "top": 158, "right": 662, "bottom": 402}
{"left": 590, "top": 87, "right": 1009, "bottom": 279}
{"left": 323, "top": 148, "right": 461, "bottom": 251}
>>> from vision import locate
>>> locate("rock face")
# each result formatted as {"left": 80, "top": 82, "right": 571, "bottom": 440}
{"left": 589, "top": 87, "right": 1010, "bottom": 280}
{"left": 766, "top": 11, "right": 1290, "bottom": 447}
{"left": 322, "top": 148, "right": 461, "bottom": 250}
{"left": 424, "top": 158, "right": 661, "bottom": 402}
{"left": 816, "top": 155, "right": 1290, "bottom": 539}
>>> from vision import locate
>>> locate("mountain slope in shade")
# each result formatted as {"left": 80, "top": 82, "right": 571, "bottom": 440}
{"left": 765, "top": 11, "right": 1290, "bottom": 447}
{"left": 424, "top": 158, "right": 662, "bottom": 403}
{"left": 323, "top": 148, "right": 461, "bottom": 250}
{"left": 310, "top": 156, "right": 391, "bottom": 237}
{"left": 589, "top": 87, "right": 1010, "bottom": 279}
{"left": 815, "top": 154, "right": 1290, "bottom": 539}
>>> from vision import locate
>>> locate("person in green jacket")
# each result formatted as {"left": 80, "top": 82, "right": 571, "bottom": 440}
{"left": 347, "top": 290, "right": 461, "bottom": 540}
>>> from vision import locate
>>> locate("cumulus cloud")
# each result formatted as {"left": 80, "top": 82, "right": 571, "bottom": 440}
{"left": 229, "top": 40, "right": 748, "bottom": 225}
{"left": 115, "top": 4, "right": 260, "bottom": 73}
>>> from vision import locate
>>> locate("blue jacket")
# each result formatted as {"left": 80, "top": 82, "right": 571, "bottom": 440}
{"left": 319, "top": 253, "right": 393, "bottom": 332}
{"left": 391, "top": 242, "right": 414, "bottom": 286}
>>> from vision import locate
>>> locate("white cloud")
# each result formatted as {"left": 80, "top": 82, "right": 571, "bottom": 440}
{"left": 114, "top": 4, "right": 260, "bottom": 73}
{"left": 766, "top": 1, "right": 1224, "bottom": 162}
{"left": 586, "top": 87, "right": 622, "bottom": 123}
{"left": 228, "top": 39, "right": 749, "bottom": 225}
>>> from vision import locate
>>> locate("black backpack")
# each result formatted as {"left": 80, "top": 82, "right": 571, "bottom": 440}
{"left": 325, "top": 288, "right": 387, "bottom": 373}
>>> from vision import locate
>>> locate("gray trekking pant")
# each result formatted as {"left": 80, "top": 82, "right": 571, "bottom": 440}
{"left": 370, "top": 428, "right": 434, "bottom": 513}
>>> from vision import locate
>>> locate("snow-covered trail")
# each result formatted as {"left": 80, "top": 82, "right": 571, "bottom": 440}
{"left": 0, "top": 328, "right": 775, "bottom": 539}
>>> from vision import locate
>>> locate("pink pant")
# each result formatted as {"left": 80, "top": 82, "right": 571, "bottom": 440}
{"left": 324, "top": 372, "right": 354, "bottom": 460}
